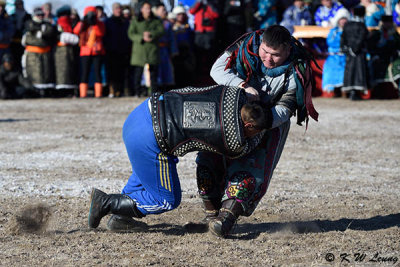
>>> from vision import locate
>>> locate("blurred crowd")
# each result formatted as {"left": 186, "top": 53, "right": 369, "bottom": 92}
{"left": 0, "top": 0, "right": 399, "bottom": 99}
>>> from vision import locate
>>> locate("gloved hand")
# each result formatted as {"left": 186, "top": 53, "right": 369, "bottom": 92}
{"left": 60, "top": 32, "right": 79, "bottom": 45}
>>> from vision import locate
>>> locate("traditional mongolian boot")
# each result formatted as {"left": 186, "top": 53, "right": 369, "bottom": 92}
{"left": 94, "top": 82, "right": 103, "bottom": 98}
{"left": 209, "top": 199, "right": 243, "bottom": 238}
{"left": 88, "top": 188, "right": 144, "bottom": 229}
{"left": 79, "top": 83, "right": 88, "bottom": 98}
{"left": 202, "top": 198, "right": 221, "bottom": 223}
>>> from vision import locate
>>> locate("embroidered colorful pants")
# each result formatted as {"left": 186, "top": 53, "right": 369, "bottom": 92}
{"left": 196, "top": 121, "right": 290, "bottom": 216}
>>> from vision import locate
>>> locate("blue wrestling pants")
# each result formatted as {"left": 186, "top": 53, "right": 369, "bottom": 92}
{"left": 121, "top": 99, "right": 181, "bottom": 215}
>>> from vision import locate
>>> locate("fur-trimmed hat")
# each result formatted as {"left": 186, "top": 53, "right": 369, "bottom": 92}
{"left": 172, "top": 5, "right": 186, "bottom": 15}
{"left": 331, "top": 8, "right": 350, "bottom": 27}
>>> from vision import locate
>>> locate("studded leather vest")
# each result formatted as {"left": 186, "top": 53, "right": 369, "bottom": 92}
{"left": 150, "top": 85, "right": 249, "bottom": 157}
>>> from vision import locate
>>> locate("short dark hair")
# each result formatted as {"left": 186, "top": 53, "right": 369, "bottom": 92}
{"left": 241, "top": 101, "right": 269, "bottom": 130}
{"left": 262, "top": 25, "right": 292, "bottom": 49}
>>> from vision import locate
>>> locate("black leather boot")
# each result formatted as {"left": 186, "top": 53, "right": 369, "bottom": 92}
{"left": 88, "top": 188, "right": 144, "bottom": 229}
{"left": 209, "top": 199, "right": 243, "bottom": 238}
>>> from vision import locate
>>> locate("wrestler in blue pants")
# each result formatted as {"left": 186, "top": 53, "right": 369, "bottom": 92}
{"left": 121, "top": 99, "right": 181, "bottom": 215}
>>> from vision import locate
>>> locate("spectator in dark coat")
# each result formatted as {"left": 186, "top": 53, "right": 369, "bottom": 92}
{"left": 104, "top": 2, "right": 131, "bottom": 97}
{"left": 367, "top": 15, "right": 400, "bottom": 95}
{"left": 10, "top": 0, "right": 31, "bottom": 69}
{"left": 340, "top": 5, "right": 369, "bottom": 100}
{"left": 221, "top": 0, "right": 252, "bottom": 47}
{"left": 0, "top": 1, "right": 15, "bottom": 62}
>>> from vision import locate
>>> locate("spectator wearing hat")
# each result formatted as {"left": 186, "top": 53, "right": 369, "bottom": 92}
{"left": 104, "top": 2, "right": 131, "bottom": 97}
{"left": 314, "top": 0, "right": 345, "bottom": 27}
{"left": 171, "top": 5, "right": 195, "bottom": 88}
{"left": 340, "top": 5, "right": 369, "bottom": 100}
{"left": 0, "top": 1, "right": 15, "bottom": 62}
{"left": 0, "top": 53, "right": 32, "bottom": 99}
{"left": 280, "top": 0, "right": 313, "bottom": 33}
{"left": 73, "top": 6, "right": 106, "bottom": 98}
{"left": 322, "top": 8, "right": 350, "bottom": 97}
{"left": 22, "top": 7, "right": 57, "bottom": 95}
{"left": 10, "top": 0, "right": 31, "bottom": 70}
{"left": 54, "top": 5, "right": 79, "bottom": 96}
{"left": 127, "top": 1, "right": 164, "bottom": 96}
{"left": 367, "top": 15, "right": 400, "bottom": 95}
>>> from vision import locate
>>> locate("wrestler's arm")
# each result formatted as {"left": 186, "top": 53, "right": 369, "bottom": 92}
{"left": 210, "top": 52, "right": 259, "bottom": 100}
{"left": 210, "top": 52, "right": 245, "bottom": 86}
{"left": 269, "top": 72, "right": 297, "bottom": 129}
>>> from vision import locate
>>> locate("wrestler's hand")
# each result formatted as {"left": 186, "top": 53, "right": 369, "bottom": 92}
{"left": 244, "top": 87, "right": 259, "bottom": 101}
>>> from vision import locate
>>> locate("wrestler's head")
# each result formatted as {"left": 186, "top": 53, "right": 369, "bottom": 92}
{"left": 259, "top": 25, "right": 292, "bottom": 69}
{"left": 241, "top": 101, "right": 269, "bottom": 137}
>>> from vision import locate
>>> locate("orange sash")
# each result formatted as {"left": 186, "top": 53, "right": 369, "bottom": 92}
{"left": 25, "top": 45, "right": 52, "bottom": 53}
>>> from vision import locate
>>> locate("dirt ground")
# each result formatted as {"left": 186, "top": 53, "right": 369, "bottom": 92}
{"left": 0, "top": 96, "right": 399, "bottom": 266}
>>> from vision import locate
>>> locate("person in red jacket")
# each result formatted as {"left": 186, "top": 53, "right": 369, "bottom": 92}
{"left": 73, "top": 6, "right": 105, "bottom": 98}
{"left": 189, "top": 0, "right": 219, "bottom": 86}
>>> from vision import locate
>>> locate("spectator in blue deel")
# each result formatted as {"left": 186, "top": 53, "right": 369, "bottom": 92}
{"left": 280, "top": 0, "right": 313, "bottom": 33}
{"left": 360, "top": 0, "right": 384, "bottom": 27}
{"left": 340, "top": 5, "right": 369, "bottom": 100}
{"left": 322, "top": 8, "right": 350, "bottom": 97}
{"left": 155, "top": 3, "right": 178, "bottom": 92}
{"left": 104, "top": 2, "right": 131, "bottom": 97}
